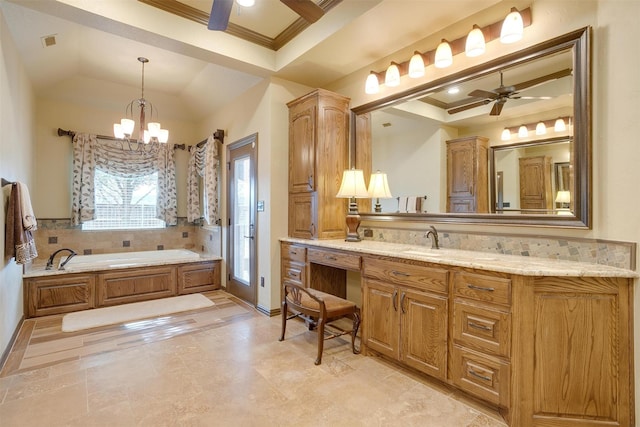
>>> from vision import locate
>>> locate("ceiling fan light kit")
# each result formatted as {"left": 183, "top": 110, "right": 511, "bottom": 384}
{"left": 363, "top": 7, "right": 530, "bottom": 93}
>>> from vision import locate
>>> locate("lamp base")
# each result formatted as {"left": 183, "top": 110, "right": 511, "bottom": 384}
{"left": 344, "top": 203, "right": 361, "bottom": 242}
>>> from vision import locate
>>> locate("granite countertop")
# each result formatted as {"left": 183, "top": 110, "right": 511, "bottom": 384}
{"left": 24, "top": 253, "right": 222, "bottom": 278}
{"left": 281, "top": 237, "right": 639, "bottom": 278}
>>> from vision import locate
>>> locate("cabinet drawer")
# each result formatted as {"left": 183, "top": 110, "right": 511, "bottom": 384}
{"left": 453, "top": 271, "right": 511, "bottom": 306}
{"left": 453, "top": 300, "right": 511, "bottom": 358}
{"left": 451, "top": 345, "right": 510, "bottom": 407}
{"left": 282, "top": 261, "right": 306, "bottom": 286}
{"left": 281, "top": 243, "right": 306, "bottom": 262}
{"left": 307, "top": 248, "right": 360, "bottom": 271}
{"left": 363, "top": 257, "right": 448, "bottom": 294}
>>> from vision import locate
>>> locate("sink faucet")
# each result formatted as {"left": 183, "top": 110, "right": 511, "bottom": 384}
{"left": 46, "top": 248, "right": 77, "bottom": 270}
{"left": 425, "top": 226, "right": 439, "bottom": 249}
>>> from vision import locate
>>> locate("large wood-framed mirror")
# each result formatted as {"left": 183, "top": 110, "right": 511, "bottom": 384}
{"left": 353, "top": 27, "right": 591, "bottom": 228}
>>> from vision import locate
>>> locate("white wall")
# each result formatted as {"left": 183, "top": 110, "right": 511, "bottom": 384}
{"left": 0, "top": 8, "right": 36, "bottom": 359}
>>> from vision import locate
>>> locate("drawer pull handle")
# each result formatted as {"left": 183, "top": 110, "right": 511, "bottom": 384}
{"left": 468, "top": 322, "right": 492, "bottom": 331}
{"left": 290, "top": 250, "right": 297, "bottom": 255}
{"left": 467, "top": 284, "right": 495, "bottom": 292}
{"left": 400, "top": 292, "right": 406, "bottom": 314}
{"left": 392, "top": 270, "right": 410, "bottom": 277}
{"left": 468, "top": 369, "right": 491, "bottom": 382}
{"left": 325, "top": 255, "right": 338, "bottom": 261}
{"left": 392, "top": 290, "right": 398, "bottom": 312}
{"left": 288, "top": 272, "right": 296, "bottom": 277}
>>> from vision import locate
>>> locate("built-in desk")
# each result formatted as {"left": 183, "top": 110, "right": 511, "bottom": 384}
{"left": 280, "top": 237, "right": 637, "bottom": 427}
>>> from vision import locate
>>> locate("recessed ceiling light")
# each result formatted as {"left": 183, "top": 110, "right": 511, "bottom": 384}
{"left": 447, "top": 87, "right": 460, "bottom": 95}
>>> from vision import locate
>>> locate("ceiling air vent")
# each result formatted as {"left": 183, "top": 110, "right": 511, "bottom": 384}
{"left": 40, "top": 34, "right": 57, "bottom": 48}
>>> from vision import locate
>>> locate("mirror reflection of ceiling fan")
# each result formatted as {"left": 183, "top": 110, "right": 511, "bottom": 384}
{"left": 447, "top": 68, "right": 573, "bottom": 116}
{"left": 208, "top": 0, "right": 325, "bottom": 31}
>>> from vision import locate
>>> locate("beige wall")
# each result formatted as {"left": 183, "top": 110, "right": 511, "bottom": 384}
{"left": 197, "top": 76, "right": 312, "bottom": 313}
{"left": 0, "top": 8, "right": 36, "bottom": 359}
{"left": 328, "top": 0, "right": 640, "bottom": 415}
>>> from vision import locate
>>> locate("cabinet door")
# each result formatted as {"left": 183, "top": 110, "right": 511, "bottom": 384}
{"left": 447, "top": 140, "right": 475, "bottom": 199}
{"left": 289, "top": 103, "right": 316, "bottom": 193}
{"left": 288, "top": 193, "right": 317, "bottom": 239}
{"left": 178, "top": 261, "right": 220, "bottom": 294}
{"left": 26, "top": 274, "right": 96, "bottom": 318}
{"left": 519, "top": 155, "right": 552, "bottom": 211}
{"left": 400, "top": 288, "right": 448, "bottom": 379}
{"left": 363, "top": 279, "right": 399, "bottom": 359}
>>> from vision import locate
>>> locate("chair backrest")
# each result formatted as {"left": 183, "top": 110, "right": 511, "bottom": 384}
{"left": 283, "top": 282, "right": 325, "bottom": 316}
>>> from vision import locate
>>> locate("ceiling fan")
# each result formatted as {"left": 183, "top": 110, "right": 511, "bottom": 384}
{"left": 208, "top": 0, "right": 325, "bottom": 31}
{"left": 447, "top": 68, "right": 573, "bottom": 116}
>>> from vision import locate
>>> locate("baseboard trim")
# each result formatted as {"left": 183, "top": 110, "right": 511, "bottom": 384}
{"left": 0, "top": 315, "right": 24, "bottom": 373}
{"left": 256, "top": 304, "right": 280, "bottom": 317}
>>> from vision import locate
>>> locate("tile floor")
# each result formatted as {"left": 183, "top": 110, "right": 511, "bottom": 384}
{"left": 0, "top": 291, "right": 508, "bottom": 426}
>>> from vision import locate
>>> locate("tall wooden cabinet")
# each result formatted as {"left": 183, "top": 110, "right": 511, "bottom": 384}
{"left": 287, "top": 89, "right": 350, "bottom": 239}
{"left": 446, "top": 136, "right": 489, "bottom": 213}
{"left": 519, "top": 155, "right": 553, "bottom": 211}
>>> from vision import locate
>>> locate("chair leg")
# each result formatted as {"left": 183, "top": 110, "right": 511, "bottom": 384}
{"left": 315, "top": 317, "right": 325, "bottom": 365}
{"left": 351, "top": 311, "right": 361, "bottom": 354}
{"left": 279, "top": 300, "right": 287, "bottom": 342}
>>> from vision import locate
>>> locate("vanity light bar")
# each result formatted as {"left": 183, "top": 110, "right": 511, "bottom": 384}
{"left": 503, "top": 116, "right": 572, "bottom": 138}
{"left": 365, "top": 7, "right": 532, "bottom": 94}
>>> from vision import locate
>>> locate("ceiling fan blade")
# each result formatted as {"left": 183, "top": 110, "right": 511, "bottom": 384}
{"left": 208, "top": 0, "right": 233, "bottom": 31}
{"left": 514, "top": 96, "right": 554, "bottom": 100}
{"left": 512, "top": 68, "right": 573, "bottom": 92}
{"left": 490, "top": 101, "right": 505, "bottom": 116}
{"left": 280, "top": 0, "right": 325, "bottom": 23}
{"left": 447, "top": 99, "right": 492, "bottom": 115}
{"left": 468, "top": 89, "right": 498, "bottom": 99}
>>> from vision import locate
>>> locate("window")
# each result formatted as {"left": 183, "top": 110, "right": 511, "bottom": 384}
{"left": 82, "top": 169, "right": 165, "bottom": 230}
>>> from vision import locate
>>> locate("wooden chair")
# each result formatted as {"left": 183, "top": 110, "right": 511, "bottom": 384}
{"left": 279, "top": 283, "right": 360, "bottom": 365}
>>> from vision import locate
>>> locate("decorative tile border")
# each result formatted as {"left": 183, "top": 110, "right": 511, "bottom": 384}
{"left": 361, "top": 225, "right": 636, "bottom": 270}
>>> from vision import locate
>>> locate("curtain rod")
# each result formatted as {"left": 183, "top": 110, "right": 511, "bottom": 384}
{"left": 57, "top": 128, "right": 225, "bottom": 150}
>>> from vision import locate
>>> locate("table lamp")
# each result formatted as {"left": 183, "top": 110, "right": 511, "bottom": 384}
{"left": 336, "top": 169, "right": 369, "bottom": 242}
{"left": 367, "top": 170, "right": 392, "bottom": 212}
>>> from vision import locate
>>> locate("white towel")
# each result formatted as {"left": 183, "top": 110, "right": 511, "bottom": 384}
{"left": 397, "top": 196, "right": 407, "bottom": 213}
{"left": 18, "top": 182, "right": 37, "bottom": 231}
{"left": 406, "top": 196, "right": 417, "bottom": 213}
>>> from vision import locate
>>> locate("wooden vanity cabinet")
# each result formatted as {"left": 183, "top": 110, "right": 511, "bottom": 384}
{"left": 446, "top": 136, "right": 489, "bottom": 213}
{"left": 287, "top": 89, "right": 350, "bottom": 239}
{"left": 362, "top": 256, "right": 449, "bottom": 380}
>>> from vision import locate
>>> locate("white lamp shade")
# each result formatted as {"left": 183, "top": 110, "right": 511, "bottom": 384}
{"left": 367, "top": 171, "right": 392, "bottom": 198}
{"left": 113, "top": 123, "right": 125, "bottom": 139}
{"left": 535, "top": 122, "right": 547, "bottom": 135}
{"left": 501, "top": 128, "right": 511, "bottom": 141}
{"left": 365, "top": 72, "right": 380, "bottom": 94}
{"left": 501, "top": 8, "right": 524, "bottom": 44}
{"left": 120, "top": 118, "right": 135, "bottom": 136}
{"left": 336, "top": 169, "right": 369, "bottom": 198}
{"left": 408, "top": 52, "right": 425, "bottom": 78}
{"left": 236, "top": 0, "right": 255, "bottom": 6}
{"left": 143, "top": 130, "right": 151, "bottom": 144}
{"left": 158, "top": 129, "right": 169, "bottom": 143}
{"left": 434, "top": 39, "right": 453, "bottom": 68}
{"left": 385, "top": 63, "right": 400, "bottom": 87}
{"left": 518, "top": 125, "right": 529, "bottom": 138}
{"left": 465, "top": 26, "right": 486, "bottom": 57}
{"left": 554, "top": 118, "right": 567, "bottom": 132}
{"left": 148, "top": 122, "right": 161, "bottom": 138}
{"left": 555, "top": 190, "right": 571, "bottom": 204}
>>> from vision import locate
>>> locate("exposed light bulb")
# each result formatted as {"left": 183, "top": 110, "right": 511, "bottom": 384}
{"left": 385, "top": 62, "right": 401, "bottom": 87}
{"left": 408, "top": 52, "right": 425, "bottom": 78}
{"left": 465, "top": 25, "right": 486, "bottom": 57}
{"left": 434, "top": 39, "right": 453, "bottom": 68}
{"left": 501, "top": 128, "right": 511, "bottom": 141}
{"left": 535, "top": 122, "right": 547, "bottom": 135}
{"left": 501, "top": 7, "right": 524, "bottom": 44}
{"left": 365, "top": 72, "right": 380, "bottom": 94}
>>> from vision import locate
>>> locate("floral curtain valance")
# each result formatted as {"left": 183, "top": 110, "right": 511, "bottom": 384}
{"left": 71, "top": 133, "right": 177, "bottom": 226}
{"left": 187, "top": 134, "right": 220, "bottom": 225}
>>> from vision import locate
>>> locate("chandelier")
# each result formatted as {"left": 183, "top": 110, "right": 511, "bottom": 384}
{"left": 113, "top": 57, "right": 169, "bottom": 150}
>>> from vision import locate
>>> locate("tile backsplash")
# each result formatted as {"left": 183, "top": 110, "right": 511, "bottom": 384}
{"left": 361, "top": 225, "right": 636, "bottom": 270}
{"left": 33, "top": 218, "right": 221, "bottom": 261}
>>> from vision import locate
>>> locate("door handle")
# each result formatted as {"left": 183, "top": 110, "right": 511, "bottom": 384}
{"left": 244, "top": 224, "right": 255, "bottom": 240}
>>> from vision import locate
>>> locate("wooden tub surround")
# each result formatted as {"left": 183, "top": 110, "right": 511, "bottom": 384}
{"left": 23, "top": 256, "right": 221, "bottom": 318}
{"left": 280, "top": 237, "right": 637, "bottom": 427}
